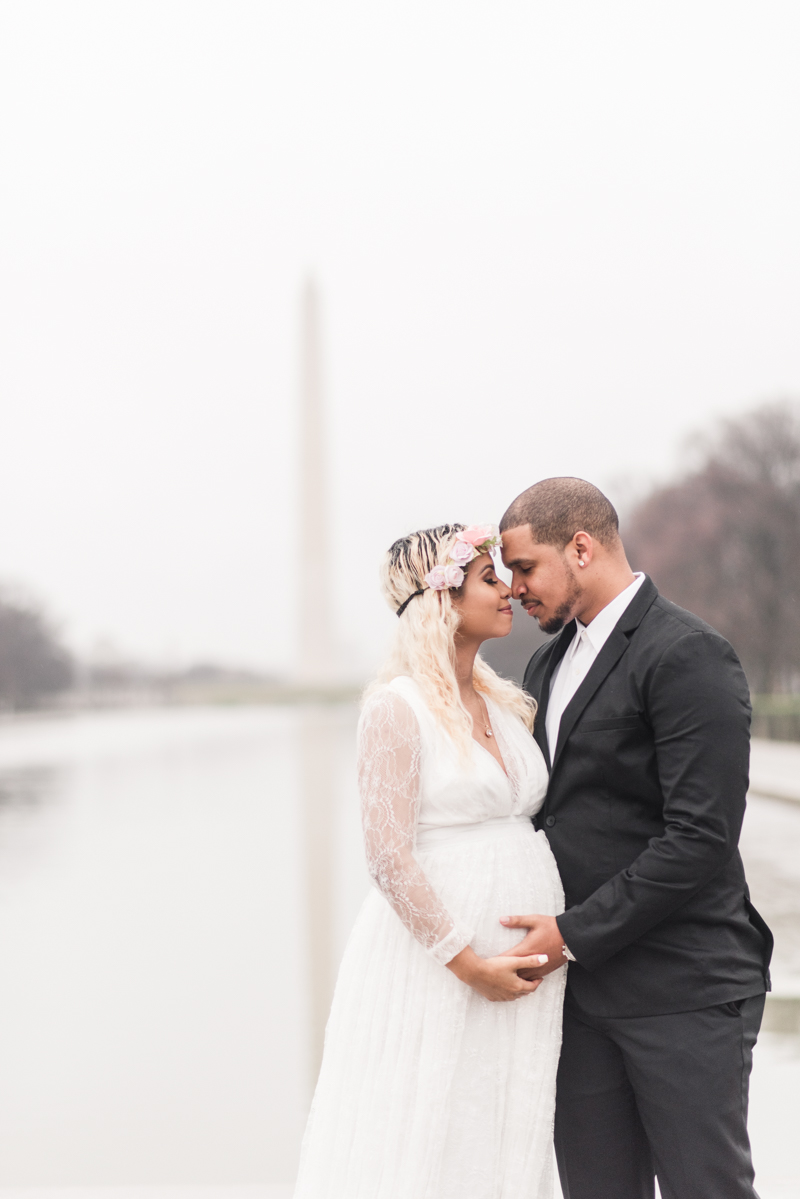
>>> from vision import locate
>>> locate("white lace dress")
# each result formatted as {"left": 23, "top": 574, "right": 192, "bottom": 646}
{"left": 294, "top": 676, "right": 566, "bottom": 1199}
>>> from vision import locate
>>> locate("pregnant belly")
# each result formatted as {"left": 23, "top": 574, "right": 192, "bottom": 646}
{"left": 416, "top": 824, "right": 564, "bottom": 959}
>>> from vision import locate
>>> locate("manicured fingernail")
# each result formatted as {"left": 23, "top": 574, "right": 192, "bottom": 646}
{"left": 500, "top": 917, "right": 510, "bottom": 924}
{"left": 537, "top": 954, "right": 548, "bottom": 964}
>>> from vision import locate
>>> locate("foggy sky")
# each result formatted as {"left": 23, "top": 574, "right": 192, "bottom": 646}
{"left": 1, "top": 1, "right": 798, "bottom": 674}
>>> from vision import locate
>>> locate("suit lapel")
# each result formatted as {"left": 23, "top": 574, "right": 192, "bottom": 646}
{"left": 532, "top": 623, "right": 575, "bottom": 770}
{"left": 532, "top": 704, "right": 549, "bottom": 768}
{"left": 550, "top": 576, "right": 659, "bottom": 775}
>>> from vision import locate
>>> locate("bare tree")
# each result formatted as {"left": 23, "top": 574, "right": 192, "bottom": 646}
{"left": 624, "top": 401, "right": 800, "bottom": 694}
{"left": 0, "top": 589, "right": 73, "bottom": 709}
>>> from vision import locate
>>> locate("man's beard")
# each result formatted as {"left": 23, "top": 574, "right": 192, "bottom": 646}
{"left": 537, "top": 571, "right": 584, "bottom": 635}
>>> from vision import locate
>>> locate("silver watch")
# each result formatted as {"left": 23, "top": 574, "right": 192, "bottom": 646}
{"left": 562, "top": 943, "right": 577, "bottom": 963}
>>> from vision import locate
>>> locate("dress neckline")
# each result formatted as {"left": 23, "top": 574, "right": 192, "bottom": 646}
{"left": 389, "top": 676, "right": 514, "bottom": 782}
{"left": 473, "top": 738, "right": 510, "bottom": 780}
{"left": 472, "top": 696, "right": 509, "bottom": 780}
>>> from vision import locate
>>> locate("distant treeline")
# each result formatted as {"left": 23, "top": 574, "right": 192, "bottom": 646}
{"left": 625, "top": 400, "right": 800, "bottom": 694}
{"left": 0, "top": 590, "right": 280, "bottom": 711}
{"left": 2, "top": 400, "right": 800, "bottom": 709}
{"left": 0, "top": 589, "right": 73, "bottom": 710}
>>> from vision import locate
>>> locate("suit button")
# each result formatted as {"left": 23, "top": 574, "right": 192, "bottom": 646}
{"left": 545, "top": 815, "right": 556, "bottom": 828}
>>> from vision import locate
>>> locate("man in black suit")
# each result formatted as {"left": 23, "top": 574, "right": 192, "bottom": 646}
{"left": 498, "top": 477, "right": 772, "bottom": 1199}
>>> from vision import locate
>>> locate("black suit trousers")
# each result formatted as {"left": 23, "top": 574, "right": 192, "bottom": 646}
{"left": 554, "top": 990, "right": 766, "bottom": 1199}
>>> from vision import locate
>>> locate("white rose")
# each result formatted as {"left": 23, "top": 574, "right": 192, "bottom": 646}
{"left": 425, "top": 566, "right": 449, "bottom": 590}
{"left": 443, "top": 564, "right": 465, "bottom": 588}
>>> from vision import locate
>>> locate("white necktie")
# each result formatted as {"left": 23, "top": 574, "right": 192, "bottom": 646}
{"left": 546, "top": 626, "right": 593, "bottom": 757}
{"left": 566, "top": 626, "right": 592, "bottom": 683}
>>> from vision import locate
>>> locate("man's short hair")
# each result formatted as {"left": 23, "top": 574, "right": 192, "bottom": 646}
{"left": 500, "top": 477, "right": 620, "bottom": 548}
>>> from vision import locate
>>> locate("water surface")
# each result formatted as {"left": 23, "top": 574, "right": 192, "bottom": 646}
{"left": 0, "top": 707, "right": 796, "bottom": 1195}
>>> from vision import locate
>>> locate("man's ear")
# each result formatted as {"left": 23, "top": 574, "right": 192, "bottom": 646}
{"left": 571, "top": 531, "right": 593, "bottom": 569}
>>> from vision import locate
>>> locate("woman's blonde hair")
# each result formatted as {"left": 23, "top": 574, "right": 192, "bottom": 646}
{"left": 366, "top": 523, "right": 537, "bottom": 751}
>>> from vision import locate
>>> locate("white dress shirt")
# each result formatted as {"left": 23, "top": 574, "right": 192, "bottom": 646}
{"left": 545, "top": 573, "right": 645, "bottom": 759}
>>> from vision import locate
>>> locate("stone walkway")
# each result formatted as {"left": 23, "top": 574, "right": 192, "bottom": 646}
{"left": 744, "top": 739, "right": 800, "bottom": 999}
{"left": 751, "top": 738, "right": 800, "bottom": 805}
{"left": 0, "top": 1191, "right": 293, "bottom": 1199}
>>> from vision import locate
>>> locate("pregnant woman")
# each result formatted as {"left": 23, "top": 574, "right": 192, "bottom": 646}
{"left": 294, "top": 523, "right": 565, "bottom": 1199}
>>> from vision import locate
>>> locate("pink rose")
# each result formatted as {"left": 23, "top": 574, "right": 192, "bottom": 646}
{"left": 460, "top": 523, "right": 499, "bottom": 547}
{"left": 449, "top": 539, "right": 476, "bottom": 566}
{"left": 425, "top": 564, "right": 465, "bottom": 591}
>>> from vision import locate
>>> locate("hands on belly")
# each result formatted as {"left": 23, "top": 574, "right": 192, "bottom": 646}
{"left": 446, "top": 943, "right": 550, "bottom": 1002}
{"left": 498, "top": 914, "right": 568, "bottom": 979}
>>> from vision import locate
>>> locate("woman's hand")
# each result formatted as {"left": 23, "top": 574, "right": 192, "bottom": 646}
{"left": 446, "top": 945, "right": 548, "bottom": 1002}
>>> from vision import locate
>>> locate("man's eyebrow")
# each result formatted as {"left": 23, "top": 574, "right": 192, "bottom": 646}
{"left": 504, "top": 557, "right": 533, "bottom": 568}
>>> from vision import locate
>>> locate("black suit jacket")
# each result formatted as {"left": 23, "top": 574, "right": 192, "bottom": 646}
{"left": 524, "top": 576, "right": 773, "bottom": 1017}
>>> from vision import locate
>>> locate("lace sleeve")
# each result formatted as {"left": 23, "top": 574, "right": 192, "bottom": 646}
{"left": 358, "top": 689, "right": 474, "bottom": 966}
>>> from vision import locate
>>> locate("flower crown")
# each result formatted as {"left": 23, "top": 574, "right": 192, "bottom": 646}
{"left": 396, "top": 524, "right": 501, "bottom": 617}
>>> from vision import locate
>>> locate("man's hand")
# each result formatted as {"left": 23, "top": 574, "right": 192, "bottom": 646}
{"left": 499, "top": 914, "right": 567, "bottom": 978}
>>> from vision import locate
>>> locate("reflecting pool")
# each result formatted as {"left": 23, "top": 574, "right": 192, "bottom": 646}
{"left": 0, "top": 706, "right": 795, "bottom": 1197}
